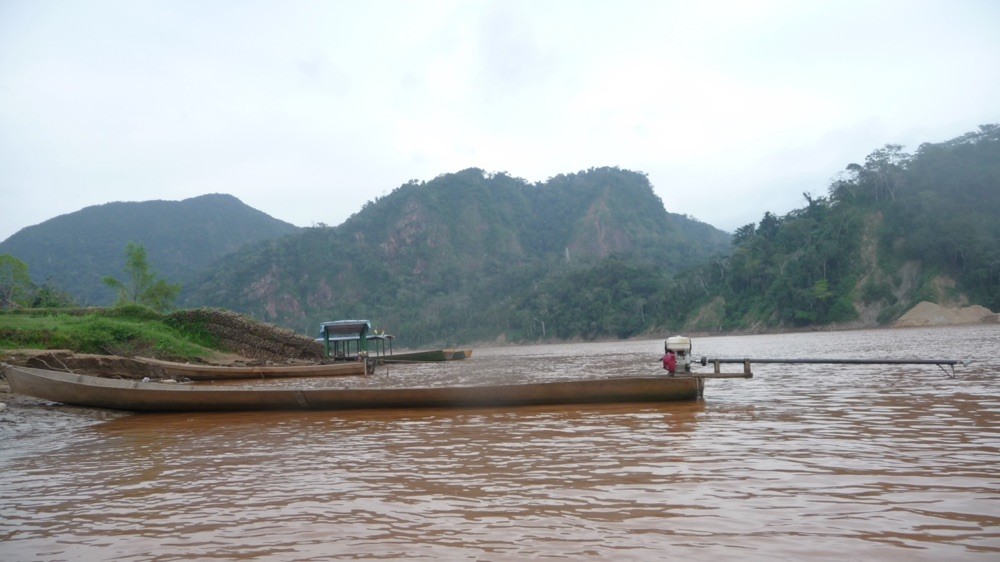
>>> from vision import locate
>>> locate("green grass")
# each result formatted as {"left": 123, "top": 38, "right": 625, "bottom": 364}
{"left": 0, "top": 305, "right": 218, "bottom": 361}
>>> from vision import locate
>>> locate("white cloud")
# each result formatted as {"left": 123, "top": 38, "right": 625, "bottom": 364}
{"left": 1, "top": 0, "right": 998, "bottom": 240}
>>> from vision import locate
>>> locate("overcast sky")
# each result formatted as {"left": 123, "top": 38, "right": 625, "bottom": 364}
{"left": 2, "top": 0, "right": 998, "bottom": 242}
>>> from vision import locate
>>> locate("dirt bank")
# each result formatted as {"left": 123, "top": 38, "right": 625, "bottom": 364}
{"left": 3, "top": 349, "right": 165, "bottom": 379}
{"left": 894, "top": 302, "right": 999, "bottom": 327}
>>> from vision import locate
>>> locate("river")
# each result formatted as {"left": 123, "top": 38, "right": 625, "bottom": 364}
{"left": 1, "top": 325, "right": 998, "bottom": 561}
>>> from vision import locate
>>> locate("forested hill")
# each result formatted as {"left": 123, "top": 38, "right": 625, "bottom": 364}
{"left": 0, "top": 194, "right": 299, "bottom": 305}
{"left": 10, "top": 124, "right": 990, "bottom": 346}
{"left": 184, "top": 167, "right": 731, "bottom": 343}
{"left": 667, "top": 124, "right": 1000, "bottom": 331}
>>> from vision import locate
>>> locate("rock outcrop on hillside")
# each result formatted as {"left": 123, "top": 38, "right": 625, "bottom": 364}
{"left": 894, "top": 302, "right": 998, "bottom": 327}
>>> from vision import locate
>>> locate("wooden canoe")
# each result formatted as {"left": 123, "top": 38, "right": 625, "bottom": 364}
{"left": 3, "top": 365, "right": 705, "bottom": 412}
{"left": 384, "top": 349, "right": 455, "bottom": 363}
{"left": 133, "top": 357, "right": 366, "bottom": 380}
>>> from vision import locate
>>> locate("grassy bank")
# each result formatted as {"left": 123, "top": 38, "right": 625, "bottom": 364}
{"left": 0, "top": 305, "right": 219, "bottom": 360}
{"left": 0, "top": 305, "right": 326, "bottom": 364}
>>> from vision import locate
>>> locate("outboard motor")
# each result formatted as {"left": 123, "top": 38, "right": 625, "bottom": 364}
{"left": 665, "top": 336, "right": 693, "bottom": 373}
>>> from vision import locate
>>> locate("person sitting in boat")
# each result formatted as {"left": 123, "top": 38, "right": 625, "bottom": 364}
{"left": 662, "top": 350, "right": 677, "bottom": 374}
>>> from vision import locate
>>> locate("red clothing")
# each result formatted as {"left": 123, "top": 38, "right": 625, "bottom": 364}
{"left": 662, "top": 352, "right": 677, "bottom": 373}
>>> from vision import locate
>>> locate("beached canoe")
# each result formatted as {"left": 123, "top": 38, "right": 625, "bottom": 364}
{"left": 133, "top": 357, "right": 366, "bottom": 380}
{"left": 3, "top": 365, "right": 706, "bottom": 412}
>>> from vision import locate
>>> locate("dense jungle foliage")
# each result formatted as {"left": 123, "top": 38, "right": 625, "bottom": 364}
{"left": 666, "top": 124, "right": 1000, "bottom": 331}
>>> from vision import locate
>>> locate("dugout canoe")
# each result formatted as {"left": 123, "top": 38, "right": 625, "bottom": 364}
{"left": 384, "top": 349, "right": 456, "bottom": 363}
{"left": 133, "top": 357, "right": 366, "bottom": 380}
{"left": 3, "top": 364, "right": 709, "bottom": 412}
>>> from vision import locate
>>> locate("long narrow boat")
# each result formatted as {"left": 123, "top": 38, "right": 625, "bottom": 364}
{"left": 384, "top": 349, "right": 456, "bottom": 363}
{"left": 3, "top": 365, "right": 709, "bottom": 412}
{"left": 133, "top": 357, "right": 366, "bottom": 380}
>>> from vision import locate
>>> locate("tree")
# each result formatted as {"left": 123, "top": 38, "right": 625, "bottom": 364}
{"left": 0, "top": 254, "right": 32, "bottom": 309}
{"left": 732, "top": 223, "right": 756, "bottom": 247}
{"left": 862, "top": 144, "right": 910, "bottom": 202}
{"left": 103, "top": 243, "right": 181, "bottom": 312}
{"left": 31, "top": 279, "right": 77, "bottom": 308}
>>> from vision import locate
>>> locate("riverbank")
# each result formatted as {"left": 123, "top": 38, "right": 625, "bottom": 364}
{"left": 3, "top": 307, "right": 995, "bottom": 431}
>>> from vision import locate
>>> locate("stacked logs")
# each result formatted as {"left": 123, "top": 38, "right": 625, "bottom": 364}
{"left": 167, "top": 309, "right": 325, "bottom": 363}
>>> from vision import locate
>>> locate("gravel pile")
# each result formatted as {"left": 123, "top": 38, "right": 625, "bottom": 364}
{"left": 894, "top": 301, "right": 998, "bottom": 327}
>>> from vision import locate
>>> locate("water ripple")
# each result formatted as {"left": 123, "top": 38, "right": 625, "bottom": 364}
{"left": 1, "top": 325, "right": 998, "bottom": 560}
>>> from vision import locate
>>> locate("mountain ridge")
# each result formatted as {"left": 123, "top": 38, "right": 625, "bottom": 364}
{"left": 5, "top": 123, "right": 994, "bottom": 347}
{"left": 183, "top": 167, "right": 731, "bottom": 343}
{"left": 0, "top": 193, "right": 299, "bottom": 305}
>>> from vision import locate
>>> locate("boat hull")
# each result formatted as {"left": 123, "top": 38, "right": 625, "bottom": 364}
{"left": 134, "top": 358, "right": 366, "bottom": 380}
{"left": 4, "top": 365, "right": 704, "bottom": 412}
{"left": 385, "top": 349, "right": 454, "bottom": 362}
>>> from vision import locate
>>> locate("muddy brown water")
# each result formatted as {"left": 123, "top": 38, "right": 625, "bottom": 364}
{"left": 1, "top": 325, "right": 998, "bottom": 561}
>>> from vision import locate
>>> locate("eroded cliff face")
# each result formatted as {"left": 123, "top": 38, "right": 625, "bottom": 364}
{"left": 247, "top": 265, "right": 306, "bottom": 323}
{"left": 682, "top": 296, "right": 726, "bottom": 333}
{"left": 853, "top": 213, "right": 923, "bottom": 324}
{"left": 850, "top": 211, "right": 978, "bottom": 328}
{"left": 382, "top": 200, "right": 434, "bottom": 259}
{"left": 852, "top": 212, "right": 885, "bottom": 324}
{"left": 567, "top": 196, "right": 631, "bottom": 259}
